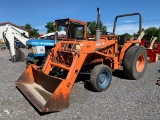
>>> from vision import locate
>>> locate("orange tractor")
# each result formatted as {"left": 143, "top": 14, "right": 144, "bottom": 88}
{"left": 16, "top": 8, "right": 147, "bottom": 112}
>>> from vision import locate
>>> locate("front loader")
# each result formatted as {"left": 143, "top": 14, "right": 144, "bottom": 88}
{"left": 16, "top": 8, "right": 147, "bottom": 112}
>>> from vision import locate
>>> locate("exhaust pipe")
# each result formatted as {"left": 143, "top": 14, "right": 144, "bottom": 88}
{"left": 54, "top": 31, "right": 58, "bottom": 45}
{"left": 96, "top": 7, "right": 101, "bottom": 41}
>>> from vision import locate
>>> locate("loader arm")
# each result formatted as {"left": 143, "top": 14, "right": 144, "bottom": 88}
{"left": 3, "top": 24, "right": 29, "bottom": 61}
{"left": 16, "top": 40, "right": 89, "bottom": 112}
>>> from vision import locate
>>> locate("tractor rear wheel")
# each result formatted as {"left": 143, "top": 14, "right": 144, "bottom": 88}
{"left": 123, "top": 46, "right": 147, "bottom": 80}
{"left": 90, "top": 64, "right": 112, "bottom": 92}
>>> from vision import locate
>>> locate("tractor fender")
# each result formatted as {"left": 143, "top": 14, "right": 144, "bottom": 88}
{"left": 119, "top": 40, "right": 141, "bottom": 63}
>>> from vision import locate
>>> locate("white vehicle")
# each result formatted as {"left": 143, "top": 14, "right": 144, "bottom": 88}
{"left": 2, "top": 24, "right": 29, "bottom": 62}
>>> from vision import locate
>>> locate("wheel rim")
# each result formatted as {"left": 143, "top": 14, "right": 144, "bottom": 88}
{"left": 136, "top": 54, "right": 145, "bottom": 72}
{"left": 98, "top": 71, "right": 110, "bottom": 88}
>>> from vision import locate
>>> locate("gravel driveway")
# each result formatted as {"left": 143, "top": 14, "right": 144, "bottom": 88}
{"left": 0, "top": 49, "right": 160, "bottom": 120}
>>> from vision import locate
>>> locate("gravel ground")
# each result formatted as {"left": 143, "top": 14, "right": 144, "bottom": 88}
{"left": 0, "top": 49, "right": 160, "bottom": 120}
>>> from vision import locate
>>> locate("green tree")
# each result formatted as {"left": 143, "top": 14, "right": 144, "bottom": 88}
{"left": 24, "top": 23, "right": 39, "bottom": 38}
{"left": 101, "top": 25, "right": 107, "bottom": 35}
{"left": 121, "top": 33, "right": 131, "bottom": 39}
{"left": 45, "top": 22, "right": 56, "bottom": 33}
{"left": 30, "top": 28, "right": 39, "bottom": 38}
{"left": 88, "top": 21, "right": 107, "bottom": 35}
{"left": 132, "top": 32, "right": 137, "bottom": 38}
{"left": 132, "top": 28, "right": 145, "bottom": 39}
{"left": 75, "top": 28, "right": 83, "bottom": 37}
{"left": 144, "top": 27, "right": 160, "bottom": 41}
{"left": 88, "top": 21, "right": 96, "bottom": 35}
{"left": 24, "top": 24, "right": 32, "bottom": 31}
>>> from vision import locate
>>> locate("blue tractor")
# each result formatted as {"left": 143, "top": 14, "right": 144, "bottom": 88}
{"left": 26, "top": 39, "right": 60, "bottom": 67}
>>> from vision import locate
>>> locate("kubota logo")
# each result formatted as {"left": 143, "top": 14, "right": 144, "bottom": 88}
{"left": 96, "top": 42, "right": 104, "bottom": 46}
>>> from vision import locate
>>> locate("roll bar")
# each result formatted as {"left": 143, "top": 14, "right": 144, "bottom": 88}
{"left": 113, "top": 13, "right": 142, "bottom": 36}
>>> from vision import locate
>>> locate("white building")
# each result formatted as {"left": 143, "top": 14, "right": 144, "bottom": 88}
{"left": 0, "top": 22, "right": 29, "bottom": 42}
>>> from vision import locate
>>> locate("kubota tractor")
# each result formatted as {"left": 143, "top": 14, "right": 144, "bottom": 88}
{"left": 16, "top": 8, "right": 147, "bottom": 112}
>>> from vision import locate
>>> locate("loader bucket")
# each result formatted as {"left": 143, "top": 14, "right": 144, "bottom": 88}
{"left": 16, "top": 65, "right": 70, "bottom": 112}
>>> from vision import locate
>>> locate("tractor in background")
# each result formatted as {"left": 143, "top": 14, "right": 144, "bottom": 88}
{"left": 141, "top": 37, "right": 160, "bottom": 63}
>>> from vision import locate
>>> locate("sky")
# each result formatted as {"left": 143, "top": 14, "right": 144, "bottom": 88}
{"left": 1, "top": 0, "right": 160, "bottom": 35}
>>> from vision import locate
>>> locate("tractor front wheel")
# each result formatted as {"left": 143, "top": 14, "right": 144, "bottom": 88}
{"left": 90, "top": 65, "right": 112, "bottom": 92}
{"left": 123, "top": 46, "right": 147, "bottom": 80}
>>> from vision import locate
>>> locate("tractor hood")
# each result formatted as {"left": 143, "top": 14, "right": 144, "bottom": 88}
{"left": 26, "top": 39, "right": 60, "bottom": 46}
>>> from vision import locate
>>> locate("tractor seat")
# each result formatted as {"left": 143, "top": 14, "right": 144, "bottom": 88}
{"left": 118, "top": 36, "right": 127, "bottom": 49}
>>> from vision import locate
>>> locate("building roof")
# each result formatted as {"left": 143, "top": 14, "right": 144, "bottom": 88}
{"left": 0, "top": 22, "right": 30, "bottom": 32}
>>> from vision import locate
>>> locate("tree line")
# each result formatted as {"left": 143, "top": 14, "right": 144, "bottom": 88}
{"left": 23, "top": 22, "right": 160, "bottom": 41}
{"left": 122, "top": 27, "right": 160, "bottom": 41}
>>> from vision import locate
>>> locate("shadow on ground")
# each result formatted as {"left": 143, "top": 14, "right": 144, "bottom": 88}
{"left": 112, "top": 70, "right": 130, "bottom": 80}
